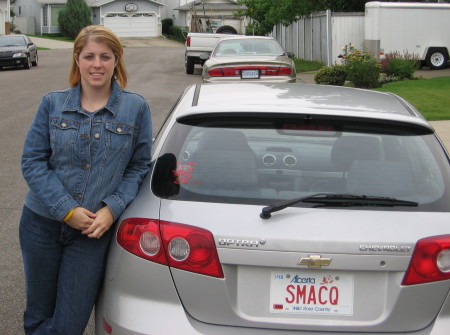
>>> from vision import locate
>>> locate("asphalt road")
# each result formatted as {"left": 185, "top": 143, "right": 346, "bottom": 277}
{"left": 0, "top": 40, "right": 201, "bottom": 335}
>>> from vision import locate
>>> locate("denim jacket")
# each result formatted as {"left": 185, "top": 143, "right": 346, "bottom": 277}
{"left": 22, "top": 81, "right": 152, "bottom": 221}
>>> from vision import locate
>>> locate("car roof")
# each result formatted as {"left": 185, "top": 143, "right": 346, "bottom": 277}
{"left": 175, "top": 83, "right": 432, "bottom": 130}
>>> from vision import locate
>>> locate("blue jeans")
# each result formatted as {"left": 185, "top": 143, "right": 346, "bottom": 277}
{"left": 19, "top": 206, "right": 113, "bottom": 335}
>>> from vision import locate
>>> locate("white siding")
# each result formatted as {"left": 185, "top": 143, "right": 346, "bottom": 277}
{"left": 331, "top": 13, "right": 365, "bottom": 64}
{"left": 0, "top": 9, "right": 4, "bottom": 34}
{"left": 271, "top": 12, "right": 364, "bottom": 66}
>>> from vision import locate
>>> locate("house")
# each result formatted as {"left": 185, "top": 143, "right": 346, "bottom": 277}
{"left": 168, "top": 0, "right": 246, "bottom": 34}
{"left": 11, "top": 0, "right": 165, "bottom": 37}
{"left": 0, "top": 0, "right": 11, "bottom": 34}
{"left": 88, "top": 0, "right": 165, "bottom": 37}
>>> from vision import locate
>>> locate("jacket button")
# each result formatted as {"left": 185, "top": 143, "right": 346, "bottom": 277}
{"left": 94, "top": 133, "right": 100, "bottom": 139}
{"left": 117, "top": 127, "right": 123, "bottom": 133}
{"left": 61, "top": 122, "right": 67, "bottom": 128}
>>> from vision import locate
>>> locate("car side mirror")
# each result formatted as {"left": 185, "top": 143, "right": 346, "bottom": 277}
{"left": 199, "top": 53, "right": 210, "bottom": 61}
{"left": 286, "top": 52, "right": 295, "bottom": 59}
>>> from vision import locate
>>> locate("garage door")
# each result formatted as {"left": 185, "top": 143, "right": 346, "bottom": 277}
{"left": 104, "top": 13, "right": 157, "bottom": 37}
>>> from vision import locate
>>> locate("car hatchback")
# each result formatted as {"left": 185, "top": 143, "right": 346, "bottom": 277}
{"left": 96, "top": 83, "right": 450, "bottom": 335}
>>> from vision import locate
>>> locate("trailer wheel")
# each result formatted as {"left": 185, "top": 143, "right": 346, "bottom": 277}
{"left": 186, "top": 56, "right": 195, "bottom": 74}
{"left": 426, "top": 49, "right": 448, "bottom": 70}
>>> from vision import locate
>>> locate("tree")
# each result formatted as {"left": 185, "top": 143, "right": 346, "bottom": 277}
{"left": 58, "top": 0, "right": 92, "bottom": 39}
{"left": 236, "top": 0, "right": 445, "bottom": 35}
{"left": 236, "top": 0, "right": 318, "bottom": 35}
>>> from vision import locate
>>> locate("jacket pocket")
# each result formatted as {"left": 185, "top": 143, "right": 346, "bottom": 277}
{"left": 105, "top": 121, "right": 134, "bottom": 152}
{"left": 50, "top": 118, "right": 80, "bottom": 148}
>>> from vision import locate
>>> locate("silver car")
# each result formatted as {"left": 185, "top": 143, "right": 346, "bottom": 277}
{"left": 201, "top": 36, "right": 296, "bottom": 83}
{"left": 96, "top": 83, "right": 450, "bottom": 335}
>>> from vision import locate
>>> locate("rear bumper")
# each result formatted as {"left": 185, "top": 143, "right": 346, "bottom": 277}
{"left": 96, "top": 255, "right": 450, "bottom": 335}
{"left": 96, "top": 294, "right": 450, "bottom": 335}
{"left": 203, "top": 76, "right": 296, "bottom": 83}
{"left": 186, "top": 51, "right": 210, "bottom": 58}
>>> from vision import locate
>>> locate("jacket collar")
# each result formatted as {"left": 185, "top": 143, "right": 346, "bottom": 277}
{"left": 61, "top": 80, "right": 121, "bottom": 117}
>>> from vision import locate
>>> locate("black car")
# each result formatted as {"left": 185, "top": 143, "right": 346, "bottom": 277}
{"left": 0, "top": 35, "right": 38, "bottom": 70}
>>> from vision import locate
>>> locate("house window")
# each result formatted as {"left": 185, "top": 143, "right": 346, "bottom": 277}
{"left": 43, "top": 5, "right": 48, "bottom": 27}
{"left": 51, "top": 6, "right": 65, "bottom": 27}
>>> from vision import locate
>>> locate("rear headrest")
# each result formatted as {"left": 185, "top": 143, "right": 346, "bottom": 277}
{"left": 331, "top": 136, "right": 383, "bottom": 171}
{"left": 189, "top": 129, "right": 258, "bottom": 188}
{"left": 197, "top": 129, "right": 253, "bottom": 152}
{"left": 346, "top": 160, "right": 414, "bottom": 197}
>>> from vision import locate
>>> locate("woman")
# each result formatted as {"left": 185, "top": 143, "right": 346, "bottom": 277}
{"left": 20, "top": 25, "right": 152, "bottom": 335}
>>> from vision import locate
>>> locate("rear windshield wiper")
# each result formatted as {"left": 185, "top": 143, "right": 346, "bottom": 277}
{"left": 260, "top": 193, "right": 419, "bottom": 219}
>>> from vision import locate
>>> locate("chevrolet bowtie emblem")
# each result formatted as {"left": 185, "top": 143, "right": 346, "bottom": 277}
{"left": 298, "top": 255, "right": 332, "bottom": 268}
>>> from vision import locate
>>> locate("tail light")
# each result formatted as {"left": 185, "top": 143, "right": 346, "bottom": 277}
{"left": 208, "top": 66, "right": 292, "bottom": 77}
{"left": 117, "top": 218, "right": 224, "bottom": 278}
{"left": 402, "top": 235, "right": 450, "bottom": 285}
{"left": 186, "top": 36, "right": 191, "bottom": 47}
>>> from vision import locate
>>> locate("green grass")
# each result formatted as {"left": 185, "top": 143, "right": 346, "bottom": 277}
{"left": 28, "top": 34, "right": 74, "bottom": 42}
{"left": 374, "top": 77, "right": 450, "bottom": 121}
{"left": 293, "top": 58, "right": 324, "bottom": 73}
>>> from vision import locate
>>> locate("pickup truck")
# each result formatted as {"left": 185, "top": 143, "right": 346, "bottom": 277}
{"left": 185, "top": 32, "right": 240, "bottom": 74}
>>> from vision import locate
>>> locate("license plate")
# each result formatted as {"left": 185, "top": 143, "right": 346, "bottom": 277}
{"left": 241, "top": 69, "right": 259, "bottom": 79}
{"left": 270, "top": 272, "right": 354, "bottom": 315}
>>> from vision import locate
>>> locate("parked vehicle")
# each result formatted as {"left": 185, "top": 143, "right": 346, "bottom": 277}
{"left": 0, "top": 35, "right": 38, "bottom": 70}
{"left": 185, "top": 32, "right": 241, "bottom": 74}
{"left": 365, "top": 1, "right": 450, "bottom": 69}
{"left": 96, "top": 82, "right": 450, "bottom": 335}
{"left": 200, "top": 36, "right": 296, "bottom": 83}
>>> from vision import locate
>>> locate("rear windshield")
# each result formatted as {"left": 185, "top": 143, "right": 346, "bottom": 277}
{"left": 152, "top": 117, "right": 450, "bottom": 211}
{"left": 213, "top": 39, "right": 284, "bottom": 57}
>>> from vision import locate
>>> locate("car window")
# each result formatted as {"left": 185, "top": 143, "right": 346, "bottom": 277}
{"left": 214, "top": 39, "right": 284, "bottom": 57}
{"left": 152, "top": 117, "right": 450, "bottom": 211}
{"left": 0, "top": 36, "right": 27, "bottom": 47}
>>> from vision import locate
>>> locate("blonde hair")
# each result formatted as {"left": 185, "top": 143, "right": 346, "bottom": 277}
{"left": 69, "top": 25, "right": 128, "bottom": 88}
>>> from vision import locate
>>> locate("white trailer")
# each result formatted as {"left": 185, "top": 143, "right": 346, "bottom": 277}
{"left": 365, "top": 1, "right": 450, "bottom": 69}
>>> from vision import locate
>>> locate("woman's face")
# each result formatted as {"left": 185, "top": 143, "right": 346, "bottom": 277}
{"left": 76, "top": 39, "right": 117, "bottom": 91}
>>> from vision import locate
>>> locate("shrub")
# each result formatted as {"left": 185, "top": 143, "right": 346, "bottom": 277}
{"left": 58, "top": 0, "right": 92, "bottom": 39}
{"left": 387, "top": 58, "right": 419, "bottom": 79}
{"left": 378, "top": 73, "right": 399, "bottom": 86}
{"left": 342, "top": 45, "right": 380, "bottom": 88}
{"left": 314, "top": 64, "right": 348, "bottom": 86}
{"left": 381, "top": 51, "right": 420, "bottom": 80}
{"left": 162, "top": 18, "right": 173, "bottom": 35}
{"left": 169, "top": 26, "right": 188, "bottom": 42}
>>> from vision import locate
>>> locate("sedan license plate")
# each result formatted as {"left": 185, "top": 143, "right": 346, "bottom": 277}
{"left": 241, "top": 69, "right": 259, "bottom": 79}
{"left": 270, "top": 272, "right": 354, "bottom": 315}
